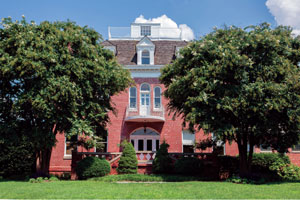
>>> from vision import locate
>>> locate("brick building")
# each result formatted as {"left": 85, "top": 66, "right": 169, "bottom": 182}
{"left": 49, "top": 21, "right": 300, "bottom": 175}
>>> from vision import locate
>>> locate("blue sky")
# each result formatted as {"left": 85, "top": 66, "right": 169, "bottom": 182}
{"left": 0, "top": 0, "right": 297, "bottom": 40}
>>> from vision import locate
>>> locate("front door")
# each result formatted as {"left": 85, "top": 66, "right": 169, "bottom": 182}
{"left": 140, "top": 93, "right": 150, "bottom": 116}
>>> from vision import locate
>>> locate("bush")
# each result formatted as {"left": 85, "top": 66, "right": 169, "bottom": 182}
{"left": 76, "top": 156, "right": 110, "bottom": 179}
{"left": 218, "top": 156, "right": 239, "bottom": 172}
{"left": 174, "top": 157, "right": 203, "bottom": 176}
{"left": 152, "top": 141, "right": 173, "bottom": 174}
{"left": 251, "top": 153, "right": 291, "bottom": 180}
{"left": 117, "top": 141, "right": 138, "bottom": 174}
{"left": 0, "top": 135, "right": 35, "bottom": 179}
{"left": 280, "top": 164, "right": 300, "bottom": 180}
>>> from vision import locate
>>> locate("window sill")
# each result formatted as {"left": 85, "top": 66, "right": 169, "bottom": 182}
{"left": 63, "top": 155, "right": 72, "bottom": 160}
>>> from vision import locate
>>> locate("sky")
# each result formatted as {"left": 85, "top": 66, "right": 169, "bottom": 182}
{"left": 0, "top": 0, "right": 299, "bottom": 40}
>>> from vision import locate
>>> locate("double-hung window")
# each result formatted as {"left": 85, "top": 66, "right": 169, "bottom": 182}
{"left": 141, "top": 25, "right": 151, "bottom": 36}
{"left": 129, "top": 87, "right": 137, "bottom": 109}
{"left": 154, "top": 87, "right": 161, "bottom": 109}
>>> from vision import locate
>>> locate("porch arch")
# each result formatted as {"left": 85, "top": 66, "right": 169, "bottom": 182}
{"left": 129, "top": 128, "right": 160, "bottom": 152}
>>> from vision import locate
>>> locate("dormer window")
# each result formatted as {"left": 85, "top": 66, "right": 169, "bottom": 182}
{"left": 141, "top": 26, "right": 151, "bottom": 36}
{"left": 136, "top": 37, "right": 155, "bottom": 65}
{"left": 142, "top": 50, "right": 150, "bottom": 64}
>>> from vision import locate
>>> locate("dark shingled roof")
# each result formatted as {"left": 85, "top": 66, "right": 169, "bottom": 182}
{"left": 102, "top": 40, "right": 188, "bottom": 65}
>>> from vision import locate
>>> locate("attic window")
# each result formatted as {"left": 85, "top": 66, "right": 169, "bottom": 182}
{"left": 103, "top": 46, "right": 116, "bottom": 55}
{"left": 141, "top": 26, "right": 151, "bottom": 36}
{"left": 142, "top": 50, "right": 150, "bottom": 64}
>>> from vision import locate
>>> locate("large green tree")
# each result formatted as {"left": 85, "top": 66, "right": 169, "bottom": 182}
{"left": 0, "top": 17, "right": 132, "bottom": 173}
{"left": 160, "top": 23, "right": 300, "bottom": 176}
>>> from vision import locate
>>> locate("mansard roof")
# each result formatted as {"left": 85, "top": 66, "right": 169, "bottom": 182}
{"left": 102, "top": 40, "right": 188, "bottom": 65}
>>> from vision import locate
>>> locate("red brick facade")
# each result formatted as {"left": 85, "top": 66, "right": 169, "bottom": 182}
{"left": 49, "top": 24, "right": 300, "bottom": 175}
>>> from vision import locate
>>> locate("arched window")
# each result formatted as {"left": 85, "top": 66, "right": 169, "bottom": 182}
{"left": 129, "top": 87, "right": 137, "bottom": 108}
{"left": 141, "top": 50, "right": 150, "bottom": 65}
{"left": 154, "top": 87, "right": 161, "bottom": 109}
{"left": 141, "top": 83, "right": 150, "bottom": 92}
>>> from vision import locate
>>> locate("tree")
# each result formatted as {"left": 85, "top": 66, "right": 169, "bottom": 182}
{"left": 152, "top": 141, "right": 173, "bottom": 174}
{"left": 0, "top": 17, "right": 132, "bottom": 173}
{"left": 160, "top": 23, "right": 300, "bottom": 177}
{"left": 117, "top": 141, "right": 138, "bottom": 174}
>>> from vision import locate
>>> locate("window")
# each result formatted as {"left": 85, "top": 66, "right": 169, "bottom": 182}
{"left": 141, "top": 83, "right": 150, "bottom": 92}
{"left": 141, "top": 25, "right": 151, "bottom": 36}
{"left": 138, "top": 140, "right": 144, "bottom": 151}
{"left": 129, "top": 87, "right": 137, "bottom": 108}
{"left": 141, "top": 50, "right": 150, "bottom": 64}
{"left": 147, "top": 140, "right": 152, "bottom": 151}
{"left": 260, "top": 145, "right": 272, "bottom": 152}
{"left": 95, "top": 136, "right": 108, "bottom": 153}
{"left": 154, "top": 87, "right": 161, "bottom": 109}
{"left": 292, "top": 143, "right": 300, "bottom": 152}
{"left": 182, "top": 130, "right": 195, "bottom": 153}
{"left": 65, "top": 135, "right": 77, "bottom": 157}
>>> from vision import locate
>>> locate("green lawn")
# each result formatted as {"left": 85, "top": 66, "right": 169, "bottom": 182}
{"left": 0, "top": 180, "right": 300, "bottom": 199}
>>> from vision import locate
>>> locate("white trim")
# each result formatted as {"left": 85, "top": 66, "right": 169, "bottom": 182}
{"left": 153, "top": 86, "right": 162, "bottom": 110}
{"left": 129, "top": 87, "right": 137, "bottom": 110}
{"left": 64, "top": 135, "right": 78, "bottom": 158}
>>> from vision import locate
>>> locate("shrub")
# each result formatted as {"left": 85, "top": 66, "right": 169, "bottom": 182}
{"left": 76, "top": 156, "right": 110, "bottom": 179}
{"left": 251, "top": 153, "right": 291, "bottom": 180}
{"left": 280, "top": 164, "right": 300, "bottom": 180}
{"left": 218, "top": 156, "right": 239, "bottom": 172}
{"left": 152, "top": 141, "right": 173, "bottom": 174}
{"left": 49, "top": 176, "right": 59, "bottom": 182}
{"left": 117, "top": 141, "right": 138, "bottom": 174}
{"left": 0, "top": 135, "right": 35, "bottom": 179}
{"left": 174, "top": 157, "right": 203, "bottom": 176}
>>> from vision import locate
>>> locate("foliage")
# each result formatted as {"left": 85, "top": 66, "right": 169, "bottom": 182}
{"left": 280, "top": 164, "right": 300, "bottom": 180}
{"left": 218, "top": 155, "right": 239, "bottom": 175}
{"left": 90, "top": 174, "right": 204, "bottom": 182}
{"left": 117, "top": 141, "right": 138, "bottom": 174}
{"left": 152, "top": 141, "right": 173, "bottom": 174}
{"left": 0, "top": 16, "right": 132, "bottom": 172}
{"left": 160, "top": 23, "right": 300, "bottom": 176}
{"left": 251, "top": 153, "right": 300, "bottom": 180}
{"left": 174, "top": 157, "right": 203, "bottom": 175}
{"left": 76, "top": 157, "right": 110, "bottom": 180}
{"left": 49, "top": 176, "right": 60, "bottom": 182}
{"left": 0, "top": 134, "right": 35, "bottom": 178}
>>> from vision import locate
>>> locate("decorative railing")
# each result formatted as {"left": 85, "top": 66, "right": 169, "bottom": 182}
{"left": 136, "top": 151, "right": 156, "bottom": 164}
{"left": 108, "top": 26, "right": 182, "bottom": 40}
{"left": 125, "top": 106, "right": 165, "bottom": 120}
{"left": 169, "top": 153, "right": 215, "bottom": 161}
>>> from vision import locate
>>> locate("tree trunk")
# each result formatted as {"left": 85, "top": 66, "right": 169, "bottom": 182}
{"left": 36, "top": 148, "right": 52, "bottom": 175}
{"left": 236, "top": 132, "right": 250, "bottom": 177}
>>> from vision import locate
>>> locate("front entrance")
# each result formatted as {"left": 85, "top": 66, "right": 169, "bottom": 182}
{"left": 130, "top": 128, "right": 160, "bottom": 151}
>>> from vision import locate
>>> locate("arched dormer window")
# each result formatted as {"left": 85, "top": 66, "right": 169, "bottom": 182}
{"left": 142, "top": 50, "right": 150, "bottom": 65}
{"left": 129, "top": 87, "right": 137, "bottom": 109}
{"left": 154, "top": 87, "right": 161, "bottom": 109}
{"left": 136, "top": 37, "right": 155, "bottom": 65}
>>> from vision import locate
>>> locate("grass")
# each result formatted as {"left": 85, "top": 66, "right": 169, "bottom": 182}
{"left": 1, "top": 179, "right": 300, "bottom": 199}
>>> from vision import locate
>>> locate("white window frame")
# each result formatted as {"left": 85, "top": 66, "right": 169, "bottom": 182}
{"left": 141, "top": 50, "right": 150, "bottom": 65}
{"left": 260, "top": 145, "right": 272, "bottom": 153}
{"left": 292, "top": 143, "right": 300, "bottom": 152}
{"left": 103, "top": 46, "right": 116, "bottom": 55}
{"left": 64, "top": 135, "right": 78, "bottom": 159}
{"left": 130, "top": 128, "right": 160, "bottom": 152}
{"left": 153, "top": 86, "right": 162, "bottom": 110}
{"left": 141, "top": 25, "right": 151, "bottom": 36}
{"left": 94, "top": 136, "right": 108, "bottom": 153}
{"left": 129, "top": 87, "right": 137, "bottom": 110}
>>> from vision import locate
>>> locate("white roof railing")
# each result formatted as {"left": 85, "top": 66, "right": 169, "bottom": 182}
{"left": 108, "top": 26, "right": 183, "bottom": 40}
